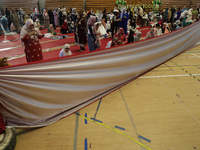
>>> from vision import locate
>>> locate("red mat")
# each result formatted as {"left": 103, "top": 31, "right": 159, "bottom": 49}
{"left": 1, "top": 27, "right": 150, "bottom": 66}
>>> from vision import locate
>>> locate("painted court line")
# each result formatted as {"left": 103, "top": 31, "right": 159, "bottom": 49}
{"left": 93, "top": 98, "right": 102, "bottom": 119}
{"left": 140, "top": 74, "right": 200, "bottom": 79}
{"left": 76, "top": 113, "right": 152, "bottom": 150}
{"left": 115, "top": 126, "right": 125, "bottom": 131}
{"left": 155, "top": 76, "right": 200, "bottom": 125}
{"left": 138, "top": 135, "right": 151, "bottom": 143}
{"left": 73, "top": 111, "right": 79, "bottom": 150}
{"left": 119, "top": 89, "right": 145, "bottom": 150}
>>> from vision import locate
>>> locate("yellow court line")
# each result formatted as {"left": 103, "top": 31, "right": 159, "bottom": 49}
{"left": 75, "top": 113, "right": 153, "bottom": 150}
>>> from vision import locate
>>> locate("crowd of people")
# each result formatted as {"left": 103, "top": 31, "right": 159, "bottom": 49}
{"left": 0, "top": 5, "right": 200, "bottom": 66}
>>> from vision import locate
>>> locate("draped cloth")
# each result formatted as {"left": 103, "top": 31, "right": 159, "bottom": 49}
{"left": 0, "top": 21, "right": 200, "bottom": 127}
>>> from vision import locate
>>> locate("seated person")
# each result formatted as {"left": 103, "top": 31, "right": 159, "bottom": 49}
{"left": 114, "top": 28, "right": 127, "bottom": 45}
{"left": 134, "top": 31, "right": 142, "bottom": 42}
{"left": 59, "top": 44, "right": 73, "bottom": 57}
{"left": 69, "top": 21, "right": 75, "bottom": 33}
{"left": 127, "top": 29, "right": 135, "bottom": 43}
{"left": 106, "top": 37, "right": 118, "bottom": 48}
{"left": 35, "top": 19, "right": 43, "bottom": 30}
{"left": 60, "top": 20, "right": 69, "bottom": 34}
{"left": 0, "top": 57, "right": 10, "bottom": 67}
{"left": 145, "top": 27, "right": 156, "bottom": 39}
{"left": 48, "top": 24, "right": 57, "bottom": 35}
{"left": 155, "top": 23, "right": 162, "bottom": 36}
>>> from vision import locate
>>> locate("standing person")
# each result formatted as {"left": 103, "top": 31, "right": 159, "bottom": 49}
{"left": 20, "top": 19, "right": 44, "bottom": 63}
{"left": 1, "top": 16, "right": 10, "bottom": 33}
{"left": 87, "top": 16, "right": 98, "bottom": 52}
{"left": 102, "top": 8, "right": 107, "bottom": 22}
{"left": 5, "top": 8, "right": 11, "bottom": 30}
{"left": 176, "top": 7, "right": 181, "bottom": 20}
{"left": 71, "top": 8, "right": 78, "bottom": 44}
{"left": 76, "top": 10, "right": 87, "bottom": 51}
{"left": 119, "top": 8, "right": 129, "bottom": 35}
{"left": 111, "top": 9, "right": 119, "bottom": 38}
{"left": 10, "top": 8, "right": 20, "bottom": 33}
{"left": 43, "top": 9, "right": 49, "bottom": 29}
{"left": 48, "top": 9, "right": 54, "bottom": 28}
{"left": 59, "top": 44, "right": 72, "bottom": 57}
{"left": 53, "top": 8, "right": 59, "bottom": 27}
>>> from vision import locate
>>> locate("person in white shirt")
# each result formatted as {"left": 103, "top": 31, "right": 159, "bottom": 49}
{"left": 59, "top": 44, "right": 73, "bottom": 57}
{"left": 155, "top": 23, "right": 162, "bottom": 36}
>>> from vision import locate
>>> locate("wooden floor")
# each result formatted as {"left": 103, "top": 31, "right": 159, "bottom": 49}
{"left": 14, "top": 43, "right": 200, "bottom": 150}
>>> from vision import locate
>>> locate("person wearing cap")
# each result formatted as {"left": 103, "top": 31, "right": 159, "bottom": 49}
{"left": 59, "top": 44, "right": 73, "bottom": 57}
{"left": 20, "top": 18, "right": 44, "bottom": 63}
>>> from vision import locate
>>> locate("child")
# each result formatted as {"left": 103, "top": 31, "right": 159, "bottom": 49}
{"left": 59, "top": 44, "right": 72, "bottom": 57}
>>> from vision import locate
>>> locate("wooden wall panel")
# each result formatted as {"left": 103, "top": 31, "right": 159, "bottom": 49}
{"left": 45, "top": 0, "right": 83, "bottom": 11}
{"left": 1, "top": 0, "right": 199, "bottom": 15}
{"left": 2, "top": 0, "right": 38, "bottom": 14}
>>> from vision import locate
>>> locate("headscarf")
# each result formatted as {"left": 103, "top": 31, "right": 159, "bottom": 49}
{"left": 87, "top": 16, "right": 96, "bottom": 26}
{"left": 62, "top": 21, "right": 68, "bottom": 29}
{"left": 120, "top": 8, "right": 126, "bottom": 19}
{"left": 72, "top": 8, "right": 77, "bottom": 15}
{"left": 115, "top": 28, "right": 126, "bottom": 42}
{"left": 135, "top": 31, "right": 141, "bottom": 42}
{"left": 49, "top": 24, "right": 54, "bottom": 33}
{"left": 20, "top": 19, "right": 40, "bottom": 45}
{"left": 43, "top": 9, "right": 48, "bottom": 17}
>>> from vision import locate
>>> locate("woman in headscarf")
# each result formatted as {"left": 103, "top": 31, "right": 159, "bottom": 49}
{"left": 163, "top": 8, "right": 169, "bottom": 22}
{"left": 127, "top": 29, "right": 135, "bottom": 43}
{"left": 176, "top": 7, "right": 181, "bottom": 20}
{"left": 10, "top": 8, "right": 20, "bottom": 33}
{"left": 71, "top": 8, "right": 78, "bottom": 42}
{"left": 5, "top": 8, "right": 11, "bottom": 29}
{"left": 76, "top": 10, "right": 87, "bottom": 51}
{"left": 145, "top": 27, "right": 156, "bottom": 39}
{"left": 87, "top": 16, "right": 98, "bottom": 51}
{"left": 48, "top": 9, "right": 54, "bottom": 27}
{"left": 114, "top": 27, "right": 127, "bottom": 45}
{"left": 48, "top": 24, "right": 57, "bottom": 35}
{"left": 20, "top": 19, "right": 44, "bottom": 63}
{"left": 43, "top": 9, "right": 49, "bottom": 29}
{"left": 134, "top": 31, "right": 141, "bottom": 42}
{"left": 119, "top": 8, "right": 129, "bottom": 35}
{"left": 53, "top": 8, "right": 59, "bottom": 27}
{"left": 60, "top": 20, "right": 68, "bottom": 34}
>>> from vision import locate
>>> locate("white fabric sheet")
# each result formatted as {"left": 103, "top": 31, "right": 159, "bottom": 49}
{"left": 0, "top": 21, "right": 200, "bottom": 127}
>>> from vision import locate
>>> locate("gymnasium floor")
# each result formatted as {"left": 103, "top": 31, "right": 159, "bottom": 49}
{"left": 1, "top": 28, "right": 200, "bottom": 150}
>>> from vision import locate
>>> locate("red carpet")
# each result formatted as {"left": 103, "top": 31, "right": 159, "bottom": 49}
{"left": 0, "top": 27, "right": 150, "bottom": 67}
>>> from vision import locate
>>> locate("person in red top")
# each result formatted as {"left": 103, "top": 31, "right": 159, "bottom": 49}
{"left": 60, "top": 20, "right": 69, "bottom": 34}
{"left": 20, "top": 19, "right": 44, "bottom": 63}
{"left": 114, "top": 27, "right": 127, "bottom": 45}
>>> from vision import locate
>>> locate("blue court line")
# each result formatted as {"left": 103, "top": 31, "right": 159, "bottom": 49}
{"left": 85, "top": 113, "right": 88, "bottom": 124}
{"left": 94, "top": 98, "right": 102, "bottom": 119}
{"left": 115, "top": 125, "right": 125, "bottom": 131}
{"left": 90, "top": 118, "right": 103, "bottom": 123}
{"left": 138, "top": 135, "right": 151, "bottom": 143}
{"left": 84, "top": 138, "right": 88, "bottom": 150}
